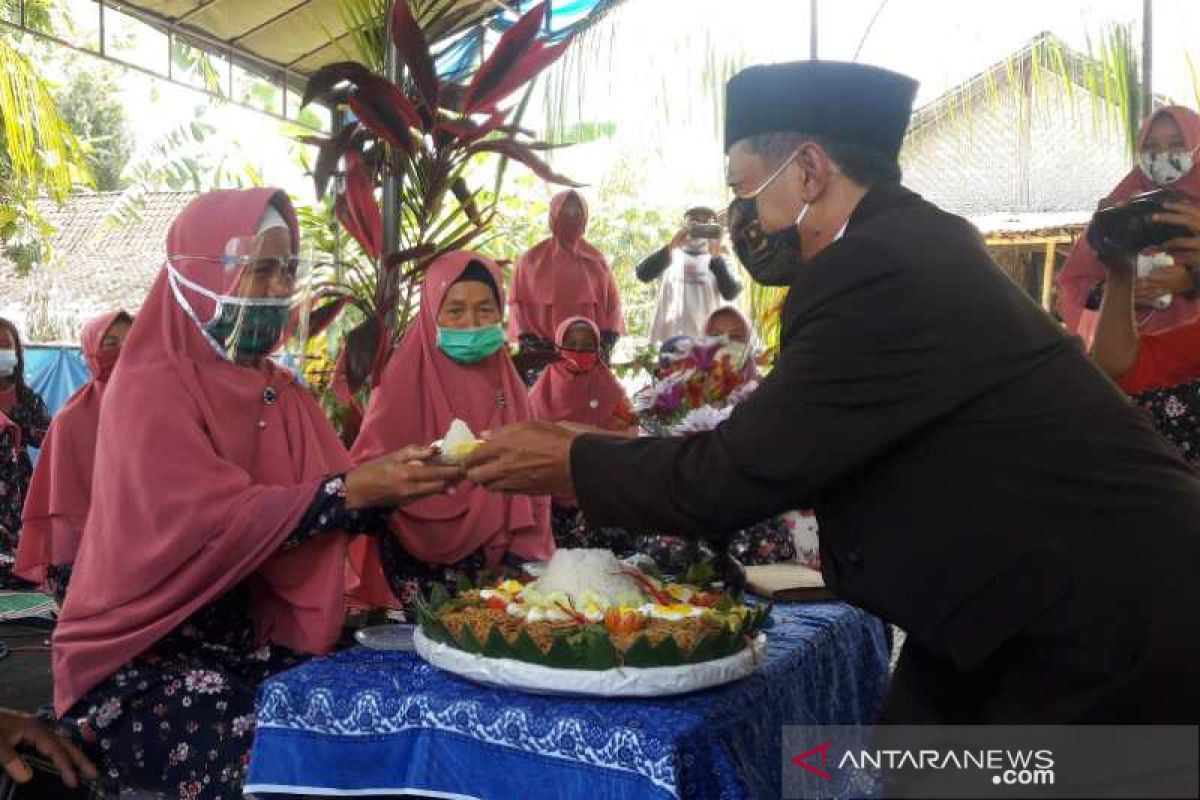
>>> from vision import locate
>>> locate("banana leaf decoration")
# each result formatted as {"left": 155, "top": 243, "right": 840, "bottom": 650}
{"left": 417, "top": 584, "right": 772, "bottom": 671}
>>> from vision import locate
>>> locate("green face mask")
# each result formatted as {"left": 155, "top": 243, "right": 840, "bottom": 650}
{"left": 206, "top": 303, "right": 290, "bottom": 360}
{"left": 437, "top": 324, "right": 506, "bottom": 364}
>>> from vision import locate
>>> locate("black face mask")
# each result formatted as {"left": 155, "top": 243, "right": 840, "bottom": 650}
{"left": 728, "top": 197, "right": 801, "bottom": 287}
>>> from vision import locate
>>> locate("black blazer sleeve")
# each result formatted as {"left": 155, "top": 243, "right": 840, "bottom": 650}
{"left": 571, "top": 236, "right": 973, "bottom": 536}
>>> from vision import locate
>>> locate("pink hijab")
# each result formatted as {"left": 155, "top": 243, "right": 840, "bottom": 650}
{"left": 529, "top": 316, "right": 632, "bottom": 431}
{"left": 347, "top": 252, "right": 553, "bottom": 608}
{"left": 16, "top": 311, "right": 129, "bottom": 588}
{"left": 1057, "top": 106, "right": 1200, "bottom": 338}
{"left": 507, "top": 190, "right": 625, "bottom": 341}
{"left": 52, "top": 189, "right": 353, "bottom": 715}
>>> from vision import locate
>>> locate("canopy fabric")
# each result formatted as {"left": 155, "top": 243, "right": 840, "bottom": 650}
{"left": 24, "top": 346, "right": 89, "bottom": 418}
{"left": 106, "top": 0, "right": 626, "bottom": 87}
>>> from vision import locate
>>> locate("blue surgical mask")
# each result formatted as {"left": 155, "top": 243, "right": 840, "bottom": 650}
{"left": 0, "top": 349, "right": 17, "bottom": 377}
{"left": 437, "top": 324, "right": 506, "bottom": 364}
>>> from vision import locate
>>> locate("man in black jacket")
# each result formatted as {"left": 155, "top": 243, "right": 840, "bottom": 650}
{"left": 466, "top": 61, "right": 1200, "bottom": 723}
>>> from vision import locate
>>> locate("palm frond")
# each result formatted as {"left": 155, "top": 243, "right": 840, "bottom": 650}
{"left": 0, "top": 38, "right": 89, "bottom": 199}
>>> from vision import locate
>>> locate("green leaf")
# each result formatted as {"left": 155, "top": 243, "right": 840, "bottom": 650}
{"left": 545, "top": 635, "right": 580, "bottom": 669}
{"left": 683, "top": 559, "right": 715, "bottom": 588}
{"left": 423, "top": 619, "right": 451, "bottom": 645}
{"left": 650, "top": 636, "right": 683, "bottom": 667}
{"left": 454, "top": 624, "right": 483, "bottom": 654}
{"left": 511, "top": 629, "right": 546, "bottom": 663}
{"left": 687, "top": 631, "right": 722, "bottom": 664}
{"left": 456, "top": 573, "right": 474, "bottom": 594}
{"left": 579, "top": 626, "right": 618, "bottom": 670}
{"left": 429, "top": 582, "right": 450, "bottom": 611}
{"left": 482, "top": 626, "right": 511, "bottom": 659}
{"left": 713, "top": 595, "right": 734, "bottom": 613}
{"left": 621, "top": 634, "right": 657, "bottom": 668}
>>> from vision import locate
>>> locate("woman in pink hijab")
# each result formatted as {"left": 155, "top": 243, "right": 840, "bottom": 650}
{"left": 347, "top": 251, "right": 554, "bottom": 610}
{"left": 15, "top": 311, "right": 132, "bottom": 601}
{"left": 51, "top": 189, "right": 459, "bottom": 800}
{"left": 1057, "top": 106, "right": 1200, "bottom": 341}
{"left": 508, "top": 190, "right": 625, "bottom": 381}
{"left": 529, "top": 316, "right": 635, "bottom": 433}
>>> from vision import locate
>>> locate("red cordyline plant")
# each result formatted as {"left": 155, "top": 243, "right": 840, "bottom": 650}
{"left": 299, "top": 0, "right": 580, "bottom": 432}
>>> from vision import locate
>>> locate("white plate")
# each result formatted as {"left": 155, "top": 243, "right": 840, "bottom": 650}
{"left": 355, "top": 624, "right": 417, "bottom": 651}
{"left": 413, "top": 627, "right": 767, "bottom": 697}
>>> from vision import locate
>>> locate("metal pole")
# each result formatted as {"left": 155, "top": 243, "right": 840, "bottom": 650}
{"left": 810, "top": 0, "right": 818, "bottom": 60}
{"left": 1141, "top": 0, "right": 1153, "bottom": 116}
{"left": 98, "top": 0, "right": 106, "bottom": 57}
{"left": 381, "top": 14, "right": 402, "bottom": 331}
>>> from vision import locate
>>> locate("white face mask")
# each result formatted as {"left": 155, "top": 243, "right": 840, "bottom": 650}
{"left": 0, "top": 349, "right": 17, "bottom": 377}
{"left": 1139, "top": 149, "right": 1197, "bottom": 186}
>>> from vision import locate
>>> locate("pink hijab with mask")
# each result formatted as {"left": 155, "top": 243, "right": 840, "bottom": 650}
{"left": 508, "top": 190, "right": 625, "bottom": 341}
{"left": 347, "top": 251, "right": 553, "bottom": 608}
{"left": 1057, "top": 106, "right": 1200, "bottom": 338}
{"left": 16, "top": 311, "right": 130, "bottom": 588}
{"left": 529, "top": 316, "right": 632, "bottom": 432}
{"left": 52, "top": 189, "right": 353, "bottom": 715}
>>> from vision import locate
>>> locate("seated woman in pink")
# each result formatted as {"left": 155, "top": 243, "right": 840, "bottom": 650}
{"left": 347, "top": 252, "right": 554, "bottom": 611}
{"left": 16, "top": 311, "right": 132, "bottom": 602}
{"left": 51, "top": 189, "right": 457, "bottom": 800}
{"left": 530, "top": 316, "right": 636, "bottom": 434}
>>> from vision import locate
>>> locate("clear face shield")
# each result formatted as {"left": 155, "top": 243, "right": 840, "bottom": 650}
{"left": 167, "top": 233, "right": 316, "bottom": 369}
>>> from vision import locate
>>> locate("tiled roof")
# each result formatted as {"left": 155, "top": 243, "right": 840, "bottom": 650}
{"left": 0, "top": 192, "right": 197, "bottom": 342}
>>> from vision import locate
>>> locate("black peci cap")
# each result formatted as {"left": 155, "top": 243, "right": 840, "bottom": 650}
{"left": 724, "top": 61, "right": 918, "bottom": 159}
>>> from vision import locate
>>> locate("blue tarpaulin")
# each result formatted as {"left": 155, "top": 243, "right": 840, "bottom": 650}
{"left": 436, "top": 0, "right": 623, "bottom": 82}
{"left": 23, "top": 346, "right": 88, "bottom": 417}
{"left": 18, "top": 346, "right": 89, "bottom": 465}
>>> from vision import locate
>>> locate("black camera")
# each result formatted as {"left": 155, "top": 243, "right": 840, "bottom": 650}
{"left": 1087, "top": 189, "right": 1192, "bottom": 259}
{"left": 688, "top": 222, "right": 723, "bottom": 240}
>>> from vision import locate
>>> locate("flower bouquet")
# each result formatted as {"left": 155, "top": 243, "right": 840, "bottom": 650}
{"left": 633, "top": 338, "right": 759, "bottom": 436}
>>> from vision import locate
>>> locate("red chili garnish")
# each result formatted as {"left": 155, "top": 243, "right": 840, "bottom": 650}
{"left": 618, "top": 567, "right": 673, "bottom": 604}
{"left": 555, "top": 600, "right": 589, "bottom": 625}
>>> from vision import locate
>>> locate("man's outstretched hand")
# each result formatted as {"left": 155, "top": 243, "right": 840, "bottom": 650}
{"left": 464, "top": 421, "right": 579, "bottom": 498}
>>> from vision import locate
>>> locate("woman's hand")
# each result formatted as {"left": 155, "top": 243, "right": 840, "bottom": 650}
{"left": 0, "top": 709, "right": 97, "bottom": 789}
{"left": 1158, "top": 200, "right": 1200, "bottom": 272}
{"left": 345, "top": 446, "right": 463, "bottom": 510}
{"left": 669, "top": 227, "right": 691, "bottom": 250}
{"left": 1136, "top": 260, "right": 1193, "bottom": 300}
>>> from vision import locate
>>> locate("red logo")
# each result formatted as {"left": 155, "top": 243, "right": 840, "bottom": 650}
{"left": 792, "top": 741, "right": 833, "bottom": 780}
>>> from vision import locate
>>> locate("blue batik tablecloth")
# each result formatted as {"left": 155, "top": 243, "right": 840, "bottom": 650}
{"left": 245, "top": 602, "right": 889, "bottom": 800}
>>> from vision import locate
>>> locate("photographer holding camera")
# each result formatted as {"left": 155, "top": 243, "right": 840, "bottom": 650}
{"left": 1057, "top": 106, "right": 1200, "bottom": 341}
{"left": 1093, "top": 198, "right": 1200, "bottom": 390}
{"left": 637, "top": 206, "right": 743, "bottom": 344}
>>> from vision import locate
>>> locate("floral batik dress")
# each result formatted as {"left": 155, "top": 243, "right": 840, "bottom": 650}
{"left": 1132, "top": 379, "right": 1200, "bottom": 464}
{"left": 61, "top": 476, "right": 378, "bottom": 800}
{"left": 0, "top": 385, "right": 49, "bottom": 588}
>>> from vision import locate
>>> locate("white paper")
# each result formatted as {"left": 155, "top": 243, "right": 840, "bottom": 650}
{"left": 414, "top": 628, "right": 767, "bottom": 697}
